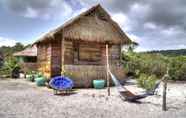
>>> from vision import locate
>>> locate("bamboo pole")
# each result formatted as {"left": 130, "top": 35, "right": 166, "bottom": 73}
{"left": 106, "top": 44, "right": 110, "bottom": 96}
{"left": 61, "top": 31, "right": 65, "bottom": 74}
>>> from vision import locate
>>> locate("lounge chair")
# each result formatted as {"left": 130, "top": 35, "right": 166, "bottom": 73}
{"left": 49, "top": 76, "right": 74, "bottom": 95}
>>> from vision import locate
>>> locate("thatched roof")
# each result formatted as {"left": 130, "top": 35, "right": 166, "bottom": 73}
{"left": 13, "top": 46, "right": 37, "bottom": 57}
{"left": 34, "top": 4, "right": 131, "bottom": 45}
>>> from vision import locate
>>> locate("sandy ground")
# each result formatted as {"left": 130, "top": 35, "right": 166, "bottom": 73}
{"left": 0, "top": 79, "right": 186, "bottom": 118}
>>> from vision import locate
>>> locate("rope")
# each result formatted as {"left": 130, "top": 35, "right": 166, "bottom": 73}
{"left": 108, "top": 69, "right": 127, "bottom": 92}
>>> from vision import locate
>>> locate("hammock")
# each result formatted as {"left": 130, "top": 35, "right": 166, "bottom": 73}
{"left": 108, "top": 70, "right": 160, "bottom": 102}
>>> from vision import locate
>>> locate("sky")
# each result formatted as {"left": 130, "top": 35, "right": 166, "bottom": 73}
{"left": 0, "top": 0, "right": 186, "bottom": 51}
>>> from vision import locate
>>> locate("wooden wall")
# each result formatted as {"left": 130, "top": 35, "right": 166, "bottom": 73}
{"left": 37, "top": 42, "right": 52, "bottom": 78}
{"left": 74, "top": 41, "right": 103, "bottom": 65}
{"left": 19, "top": 62, "right": 37, "bottom": 73}
{"left": 51, "top": 40, "right": 61, "bottom": 77}
{"left": 64, "top": 65, "right": 125, "bottom": 88}
{"left": 64, "top": 40, "right": 74, "bottom": 64}
{"left": 37, "top": 38, "right": 122, "bottom": 84}
{"left": 109, "top": 45, "right": 121, "bottom": 65}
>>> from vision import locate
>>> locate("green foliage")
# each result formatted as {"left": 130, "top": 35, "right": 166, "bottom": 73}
{"left": 0, "top": 43, "right": 25, "bottom": 58}
{"left": 147, "top": 49, "right": 186, "bottom": 56}
{"left": 123, "top": 51, "right": 186, "bottom": 81}
{"left": 26, "top": 71, "right": 44, "bottom": 82}
{"left": 0, "top": 57, "right": 19, "bottom": 77}
{"left": 123, "top": 53, "right": 168, "bottom": 78}
{"left": 168, "top": 56, "right": 186, "bottom": 80}
{"left": 0, "top": 42, "right": 25, "bottom": 77}
{"left": 137, "top": 74, "right": 158, "bottom": 91}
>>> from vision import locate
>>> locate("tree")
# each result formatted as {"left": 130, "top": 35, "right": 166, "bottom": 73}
{"left": 127, "top": 41, "right": 139, "bottom": 53}
{"left": 0, "top": 42, "right": 25, "bottom": 77}
{"left": 12, "top": 43, "right": 25, "bottom": 52}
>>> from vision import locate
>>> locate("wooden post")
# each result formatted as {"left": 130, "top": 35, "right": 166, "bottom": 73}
{"left": 162, "top": 79, "right": 167, "bottom": 111}
{"left": 162, "top": 73, "right": 169, "bottom": 111}
{"left": 106, "top": 44, "right": 110, "bottom": 96}
{"left": 61, "top": 31, "right": 65, "bottom": 74}
{"left": 119, "top": 44, "right": 122, "bottom": 63}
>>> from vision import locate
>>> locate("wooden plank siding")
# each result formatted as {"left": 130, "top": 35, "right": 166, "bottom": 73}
{"left": 37, "top": 39, "right": 124, "bottom": 87}
{"left": 51, "top": 40, "right": 61, "bottom": 77}
{"left": 64, "top": 65, "right": 125, "bottom": 88}
{"left": 64, "top": 40, "right": 74, "bottom": 64}
{"left": 37, "top": 42, "right": 52, "bottom": 78}
{"left": 109, "top": 45, "right": 121, "bottom": 65}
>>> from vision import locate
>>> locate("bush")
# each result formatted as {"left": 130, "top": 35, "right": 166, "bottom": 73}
{"left": 169, "top": 56, "right": 186, "bottom": 80}
{"left": 122, "top": 51, "right": 186, "bottom": 89}
{"left": 0, "top": 66, "right": 11, "bottom": 78}
{"left": 123, "top": 53, "right": 168, "bottom": 78}
{"left": 0, "top": 57, "right": 19, "bottom": 78}
{"left": 137, "top": 74, "right": 158, "bottom": 91}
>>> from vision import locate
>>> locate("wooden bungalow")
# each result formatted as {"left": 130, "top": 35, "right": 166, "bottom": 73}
{"left": 34, "top": 4, "right": 132, "bottom": 87}
{"left": 14, "top": 46, "right": 37, "bottom": 72}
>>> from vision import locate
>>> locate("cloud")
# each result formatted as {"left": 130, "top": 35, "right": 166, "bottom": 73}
{"left": 0, "top": 0, "right": 186, "bottom": 51}
{"left": 1, "top": 0, "right": 73, "bottom": 20}
{"left": 78, "top": 0, "right": 186, "bottom": 51}
{"left": 112, "top": 13, "right": 131, "bottom": 32}
{"left": 24, "top": 7, "right": 38, "bottom": 18}
{"left": 144, "top": 22, "right": 157, "bottom": 30}
{"left": 0, "top": 37, "right": 17, "bottom": 47}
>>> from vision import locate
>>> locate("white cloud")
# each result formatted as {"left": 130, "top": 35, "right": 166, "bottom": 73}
{"left": 161, "top": 27, "right": 181, "bottom": 36}
{"left": 144, "top": 22, "right": 157, "bottom": 30}
{"left": 3, "top": 0, "right": 73, "bottom": 20}
{"left": 127, "top": 33, "right": 141, "bottom": 43}
{"left": 178, "top": 44, "right": 186, "bottom": 49}
{"left": 24, "top": 7, "right": 38, "bottom": 18}
{"left": 112, "top": 13, "right": 131, "bottom": 31}
{"left": 0, "top": 37, "right": 17, "bottom": 47}
{"left": 112, "top": 13, "right": 127, "bottom": 25}
{"left": 135, "top": 47, "right": 148, "bottom": 52}
{"left": 56, "top": 2, "right": 74, "bottom": 21}
{"left": 129, "top": 3, "right": 149, "bottom": 18}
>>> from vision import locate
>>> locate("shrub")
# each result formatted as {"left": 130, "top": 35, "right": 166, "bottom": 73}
{"left": 169, "top": 56, "right": 186, "bottom": 80}
{"left": 123, "top": 52, "right": 168, "bottom": 78}
{"left": 0, "top": 66, "right": 11, "bottom": 78}
{"left": 123, "top": 51, "right": 186, "bottom": 83}
{"left": 0, "top": 57, "right": 19, "bottom": 78}
{"left": 137, "top": 74, "right": 158, "bottom": 91}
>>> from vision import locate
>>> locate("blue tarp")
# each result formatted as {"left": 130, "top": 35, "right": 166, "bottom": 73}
{"left": 49, "top": 76, "right": 74, "bottom": 90}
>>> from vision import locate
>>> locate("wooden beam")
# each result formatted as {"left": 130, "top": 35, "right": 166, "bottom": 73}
{"left": 106, "top": 44, "right": 110, "bottom": 96}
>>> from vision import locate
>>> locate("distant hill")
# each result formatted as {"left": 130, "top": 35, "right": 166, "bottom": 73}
{"left": 145, "top": 49, "right": 186, "bottom": 56}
